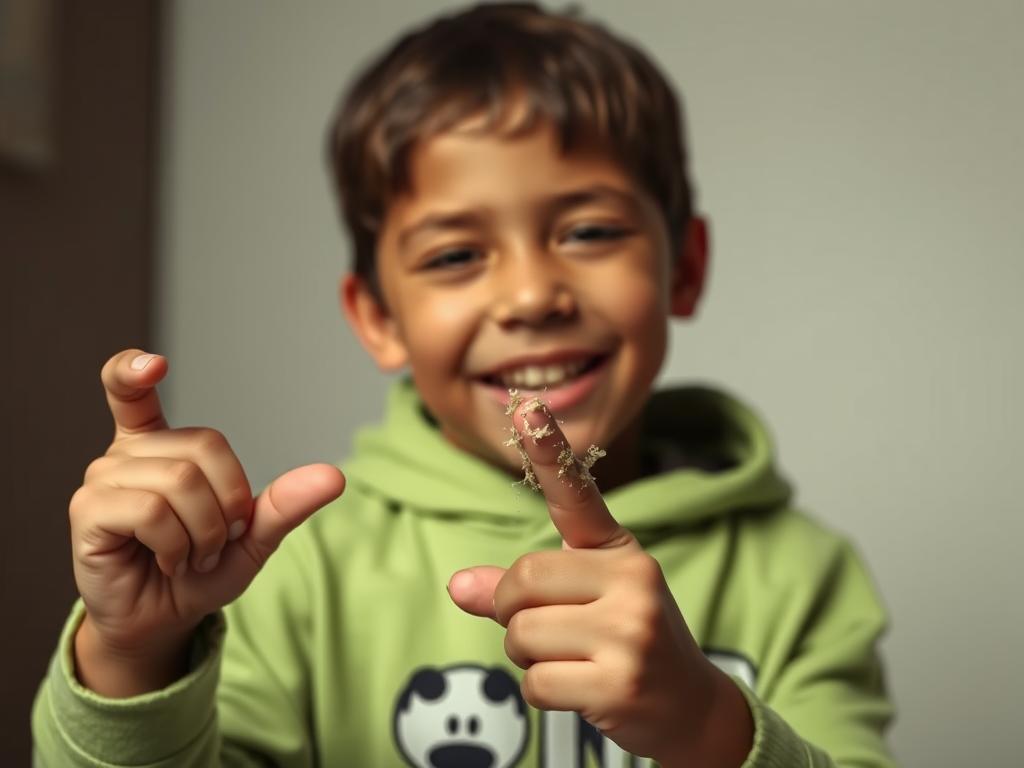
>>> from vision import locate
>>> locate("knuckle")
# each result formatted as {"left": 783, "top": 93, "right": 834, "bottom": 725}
{"left": 67, "top": 485, "right": 94, "bottom": 524}
{"left": 136, "top": 491, "right": 171, "bottom": 526}
{"left": 521, "top": 666, "right": 553, "bottom": 710}
{"left": 193, "top": 427, "right": 229, "bottom": 454}
{"left": 520, "top": 669, "right": 540, "bottom": 709}
{"left": 626, "top": 552, "right": 664, "bottom": 587}
{"left": 503, "top": 628, "right": 526, "bottom": 669}
{"left": 83, "top": 455, "right": 112, "bottom": 483}
{"left": 631, "top": 587, "right": 662, "bottom": 622}
{"left": 510, "top": 552, "right": 543, "bottom": 587}
{"left": 165, "top": 459, "right": 204, "bottom": 489}
{"left": 506, "top": 610, "right": 529, "bottom": 641}
{"left": 619, "top": 612, "right": 657, "bottom": 652}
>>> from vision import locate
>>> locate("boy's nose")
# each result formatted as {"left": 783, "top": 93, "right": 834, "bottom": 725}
{"left": 490, "top": 266, "right": 577, "bottom": 328}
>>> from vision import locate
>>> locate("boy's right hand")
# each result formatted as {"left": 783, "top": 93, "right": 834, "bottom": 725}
{"left": 69, "top": 349, "right": 346, "bottom": 696}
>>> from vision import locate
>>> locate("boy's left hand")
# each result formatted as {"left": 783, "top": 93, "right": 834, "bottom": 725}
{"left": 447, "top": 401, "right": 752, "bottom": 767}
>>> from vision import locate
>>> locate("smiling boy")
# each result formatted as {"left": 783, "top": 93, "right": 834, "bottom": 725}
{"left": 342, "top": 103, "right": 698, "bottom": 495}
{"left": 33, "top": 4, "right": 896, "bottom": 767}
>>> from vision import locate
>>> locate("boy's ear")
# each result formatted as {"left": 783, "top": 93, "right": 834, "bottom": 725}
{"left": 669, "top": 216, "right": 710, "bottom": 318}
{"left": 339, "top": 274, "right": 409, "bottom": 371}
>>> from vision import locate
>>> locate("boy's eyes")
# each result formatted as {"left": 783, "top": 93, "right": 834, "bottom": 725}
{"left": 421, "top": 225, "right": 629, "bottom": 271}
{"left": 423, "top": 248, "right": 481, "bottom": 271}
{"left": 561, "top": 224, "right": 629, "bottom": 243}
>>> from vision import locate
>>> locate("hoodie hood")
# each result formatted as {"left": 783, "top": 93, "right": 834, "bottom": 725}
{"left": 342, "top": 378, "right": 792, "bottom": 531}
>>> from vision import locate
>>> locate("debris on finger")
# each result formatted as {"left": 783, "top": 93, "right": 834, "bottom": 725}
{"left": 502, "top": 388, "right": 606, "bottom": 491}
{"left": 504, "top": 388, "right": 523, "bottom": 416}
{"left": 520, "top": 397, "right": 554, "bottom": 443}
{"left": 503, "top": 388, "right": 542, "bottom": 490}
{"left": 556, "top": 442, "right": 606, "bottom": 484}
{"left": 578, "top": 444, "right": 607, "bottom": 484}
{"left": 503, "top": 424, "right": 541, "bottom": 491}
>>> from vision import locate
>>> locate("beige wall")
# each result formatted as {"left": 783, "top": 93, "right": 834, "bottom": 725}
{"left": 158, "top": 2, "right": 1024, "bottom": 765}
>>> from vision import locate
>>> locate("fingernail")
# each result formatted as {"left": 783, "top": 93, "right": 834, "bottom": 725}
{"left": 174, "top": 561, "right": 187, "bottom": 579}
{"left": 524, "top": 408, "right": 551, "bottom": 427}
{"left": 199, "top": 553, "right": 220, "bottom": 572}
{"left": 131, "top": 353, "right": 156, "bottom": 370}
{"left": 228, "top": 520, "right": 247, "bottom": 540}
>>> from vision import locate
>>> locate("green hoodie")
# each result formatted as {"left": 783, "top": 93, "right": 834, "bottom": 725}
{"left": 33, "top": 380, "right": 896, "bottom": 767}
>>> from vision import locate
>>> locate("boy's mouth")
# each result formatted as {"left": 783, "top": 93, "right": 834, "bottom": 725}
{"left": 478, "top": 352, "right": 608, "bottom": 390}
{"left": 473, "top": 351, "right": 612, "bottom": 414}
{"left": 471, "top": 354, "right": 606, "bottom": 421}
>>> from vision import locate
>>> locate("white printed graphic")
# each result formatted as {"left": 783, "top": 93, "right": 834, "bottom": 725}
{"left": 394, "top": 664, "right": 529, "bottom": 768}
{"left": 393, "top": 652, "right": 756, "bottom": 767}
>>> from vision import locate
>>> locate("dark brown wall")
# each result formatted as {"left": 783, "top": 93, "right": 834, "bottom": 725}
{"left": 0, "top": 3, "right": 161, "bottom": 764}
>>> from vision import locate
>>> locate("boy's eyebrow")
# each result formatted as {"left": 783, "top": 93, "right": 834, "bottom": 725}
{"left": 398, "top": 211, "right": 488, "bottom": 250}
{"left": 544, "top": 183, "right": 642, "bottom": 214}
{"left": 397, "top": 184, "right": 641, "bottom": 249}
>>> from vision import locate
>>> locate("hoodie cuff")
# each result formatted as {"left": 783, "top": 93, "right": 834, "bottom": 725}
{"left": 43, "top": 600, "right": 225, "bottom": 766}
{"left": 734, "top": 678, "right": 821, "bottom": 768}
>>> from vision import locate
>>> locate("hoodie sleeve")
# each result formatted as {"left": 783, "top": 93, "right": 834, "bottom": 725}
{"left": 31, "top": 601, "right": 226, "bottom": 767}
{"left": 31, "top": 528, "right": 317, "bottom": 768}
{"left": 734, "top": 539, "right": 897, "bottom": 768}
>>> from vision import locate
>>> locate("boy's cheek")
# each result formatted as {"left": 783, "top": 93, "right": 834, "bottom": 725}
{"left": 399, "top": 328, "right": 469, "bottom": 382}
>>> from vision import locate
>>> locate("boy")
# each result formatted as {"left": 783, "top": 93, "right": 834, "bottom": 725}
{"left": 33, "top": 3, "right": 896, "bottom": 766}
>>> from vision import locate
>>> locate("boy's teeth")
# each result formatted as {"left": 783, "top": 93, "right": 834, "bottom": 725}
{"left": 498, "top": 359, "right": 588, "bottom": 388}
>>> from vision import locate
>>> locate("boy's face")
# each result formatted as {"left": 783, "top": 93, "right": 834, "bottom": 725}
{"left": 342, "top": 112, "right": 707, "bottom": 476}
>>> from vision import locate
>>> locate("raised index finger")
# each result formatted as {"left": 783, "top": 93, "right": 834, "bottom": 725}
{"left": 101, "top": 349, "right": 170, "bottom": 438}
{"left": 511, "top": 397, "right": 634, "bottom": 550}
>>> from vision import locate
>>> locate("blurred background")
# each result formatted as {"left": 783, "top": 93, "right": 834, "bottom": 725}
{"left": 2, "top": 1, "right": 1021, "bottom": 765}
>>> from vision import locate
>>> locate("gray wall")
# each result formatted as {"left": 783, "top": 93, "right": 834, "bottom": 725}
{"left": 157, "top": 2, "right": 1024, "bottom": 765}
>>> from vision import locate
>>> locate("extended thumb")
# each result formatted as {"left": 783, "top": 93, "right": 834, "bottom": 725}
{"left": 249, "top": 463, "right": 346, "bottom": 555}
{"left": 447, "top": 566, "right": 506, "bottom": 622}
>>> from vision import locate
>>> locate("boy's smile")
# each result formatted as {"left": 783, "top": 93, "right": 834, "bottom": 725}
{"left": 342, "top": 112, "right": 707, "bottom": 484}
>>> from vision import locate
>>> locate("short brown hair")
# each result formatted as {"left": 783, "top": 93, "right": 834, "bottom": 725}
{"left": 326, "top": 2, "right": 694, "bottom": 298}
